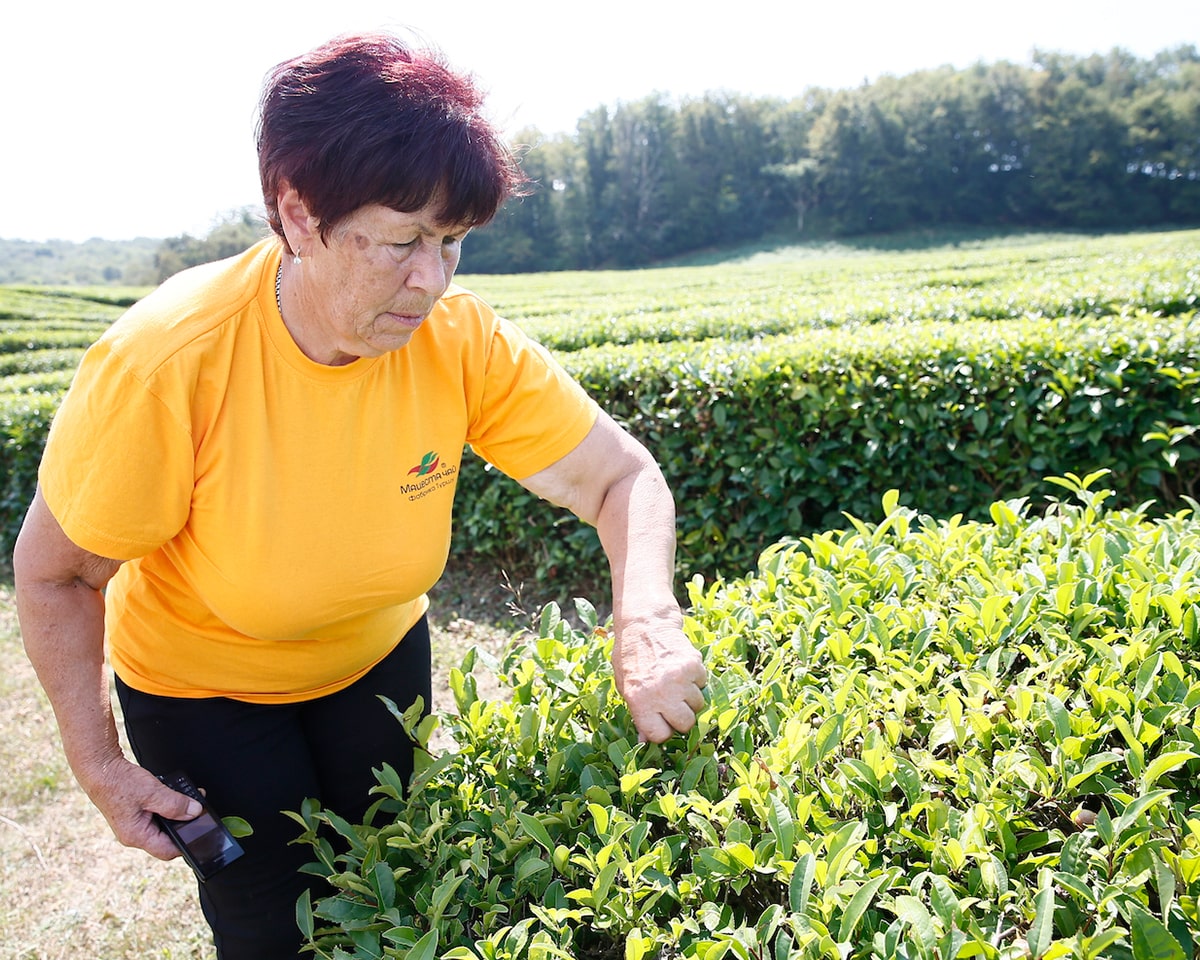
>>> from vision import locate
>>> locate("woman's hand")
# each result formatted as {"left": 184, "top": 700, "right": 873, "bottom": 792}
{"left": 77, "top": 757, "right": 203, "bottom": 861}
{"left": 611, "top": 614, "right": 707, "bottom": 743}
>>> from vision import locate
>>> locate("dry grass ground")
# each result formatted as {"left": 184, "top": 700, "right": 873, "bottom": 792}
{"left": 0, "top": 563, "right": 527, "bottom": 959}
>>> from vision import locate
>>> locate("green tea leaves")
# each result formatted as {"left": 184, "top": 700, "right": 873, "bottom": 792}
{"left": 298, "top": 491, "right": 1200, "bottom": 959}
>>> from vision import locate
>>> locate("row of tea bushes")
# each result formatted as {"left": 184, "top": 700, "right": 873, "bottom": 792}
{"left": 296, "top": 479, "right": 1200, "bottom": 959}
{"left": 467, "top": 229, "right": 1199, "bottom": 351}
{"left": 0, "top": 288, "right": 111, "bottom": 546}
{"left": 451, "top": 310, "right": 1200, "bottom": 593}
{"left": 3, "top": 304, "right": 1191, "bottom": 590}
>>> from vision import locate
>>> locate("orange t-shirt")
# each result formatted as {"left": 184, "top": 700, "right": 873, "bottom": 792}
{"left": 39, "top": 239, "right": 598, "bottom": 702}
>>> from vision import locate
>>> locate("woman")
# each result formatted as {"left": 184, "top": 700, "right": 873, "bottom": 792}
{"left": 13, "top": 32, "right": 706, "bottom": 960}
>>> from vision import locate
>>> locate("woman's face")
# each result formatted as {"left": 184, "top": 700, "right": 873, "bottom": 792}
{"left": 289, "top": 202, "right": 469, "bottom": 365}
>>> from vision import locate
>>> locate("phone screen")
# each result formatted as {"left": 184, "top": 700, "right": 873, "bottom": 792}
{"left": 157, "top": 798, "right": 245, "bottom": 880}
{"left": 174, "top": 809, "right": 240, "bottom": 861}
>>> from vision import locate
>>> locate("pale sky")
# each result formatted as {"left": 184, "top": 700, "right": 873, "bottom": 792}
{"left": 2, "top": 0, "right": 1196, "bottom": 242}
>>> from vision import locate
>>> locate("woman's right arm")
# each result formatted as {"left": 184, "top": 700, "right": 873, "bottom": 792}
{"left": 13, "top": 486, "right": 201, "bottom": 860}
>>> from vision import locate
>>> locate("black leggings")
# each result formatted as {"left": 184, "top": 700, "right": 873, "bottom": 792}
{"left": 115, "top": 617, "right": 432, "bottom": 960}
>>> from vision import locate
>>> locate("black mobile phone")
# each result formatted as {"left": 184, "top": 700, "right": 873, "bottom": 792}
{"left": 154, "top": 770, "right": 245, "bottom": 881}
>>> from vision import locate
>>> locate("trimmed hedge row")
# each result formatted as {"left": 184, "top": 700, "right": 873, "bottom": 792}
{"left": 0, "top": 310, "right": 1195, "bottom": 592}
{"left": 0, "top": 347, "right": 86, "bottom": 378}
{"left": 514, "top": 273, "right": 1199, "bottom": 354}
{"left": 0, "top": 287, "right": 128, "bottom": 322}
{"left": 0, "top": 328, "right": 104, "bottom": 353}
{"left": 0, "top": 392, "right": 62, "bottom": 548}
{"left": 464, "top": 229, "right": 1199, "bottom": 353}
{"left": 0, "top": 305, "right": 1195, "bottom": 598}
{"left": 450, "top": 311, "right": 1200, "bottom": 594}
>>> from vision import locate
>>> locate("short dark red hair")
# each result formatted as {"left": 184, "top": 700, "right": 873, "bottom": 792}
{"left": 256, "top": 32, "right": 525, "bottom": 248}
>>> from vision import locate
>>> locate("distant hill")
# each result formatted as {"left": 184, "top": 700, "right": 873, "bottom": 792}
{"left": 0, "top": 237, "right": 161, "bottom": 286}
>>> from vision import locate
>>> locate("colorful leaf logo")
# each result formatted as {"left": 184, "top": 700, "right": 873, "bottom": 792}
{"left": 408, "top": 451, "right": 440, "bottom": 476}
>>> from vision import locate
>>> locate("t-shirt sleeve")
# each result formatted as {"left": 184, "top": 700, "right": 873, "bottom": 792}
{"left": 39, "top": 339, "right": 195, "bottom": 560}
{"left": 465, "top": 318, "right": 599, "bottom": 480}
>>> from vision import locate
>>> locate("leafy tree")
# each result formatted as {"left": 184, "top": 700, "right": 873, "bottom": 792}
{"left": 959, "top": 60, "right": 1037, "bottom": 223}
{"left": 608, "top": 95, "right": 678, "bottom": 266}
{"left": 1024, "top": 52, "right": 1133, "bottom": 225}
{"left": 154, "top": 207, "right": 270, "bottom": 282}
{"left": 762, "top": 159, "right": 819, "bottom": 232}
{"left": 1120, "top": 47, "right": 1200, "bottom": 221}
{"left": 576, "top": 105, "right": 619, "bottom": 267}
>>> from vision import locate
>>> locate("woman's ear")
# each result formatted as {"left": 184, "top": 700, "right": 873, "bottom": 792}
{"left": 276, "top": 184, "right": 317, "bottom": 256}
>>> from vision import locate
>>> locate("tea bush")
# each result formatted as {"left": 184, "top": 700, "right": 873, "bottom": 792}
{"left": 452, "top": 310, "right": 1200, "bottom": 592}
{"left": 296, "top": 475, "right": 1200, "bottom": 960}
{"left": 0, "top": 286, "right": 129, "bottom": 322}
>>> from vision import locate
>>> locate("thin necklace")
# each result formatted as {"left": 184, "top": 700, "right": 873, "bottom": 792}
{"left": 275, "top": 263, "right": 284, "bottom": 316}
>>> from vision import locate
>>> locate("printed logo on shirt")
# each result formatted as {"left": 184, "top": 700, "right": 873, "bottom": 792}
{"left": 408, "top": 451, "right": 441, "bottom": 476}
{"left": 400, "top": 451, "right": 458, "bottom": 502}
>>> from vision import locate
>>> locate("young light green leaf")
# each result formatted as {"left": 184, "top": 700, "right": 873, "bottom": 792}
{"left": 1044, "top": 693, "right": 1071, "bottom": 743}
{"left": 837, "top": 873, "right": 892, "bottom": 943}
{"left": 881, "top": 489, "right": 900, "bottom": 514}
{"left": 625, "top": 927, "right": 647, "bottom": 960}
{"left": 928, "top": 874, "right": 959, "bottom": 925}
{"left": 594, "top": 861, "right": 620, "bottom": 904}
{"left": 1082, "top": 929, "right": 1124, "bottom": 958}
{"left": 1052, "top": 871, "right": 1096, "bottom": 906}
{"left": 789, "top": 853, "right": 815, "bottom": 915}
{"left": 1139, "top": 750, "right": 1198, "bottom": 792}
{"left": 620, "top": 768, "right": 658, "bottom": 795}
{"left": 1066, "top": 751, "right": 1123, "bottom": 791}
{"left": 893, "top": 896, "right": 937, "bottom": 954}
{"left": 1152, "top": 850, "right": 1177, "bottom": 918}
{"left": 1026, "top": 869, "right": 1056, "bottom": 959}
{"left": 1134, "top": 655, "right": 1162, "bottom": 705}
{"left": 767, "top": 791, "right": 795, "bottom": 859}
{"left": 588, "top": 802, "right": 610, "bottom": 838}
{"left": 1115, "top": 789, "right": 1174, "bottom": 834}
{"left": 540, "top": 602, "right": 562, "bottom": 636}
{"left": 221, "top": 816, "right": 253, "bottom": 838}
{"left": 575, "top": 597, "right": 599, "bottom": 631}
{"left": 892, "top": 757, "right": 922, "bottom": 805}
{"left": 407, "top": 929, "right": 440, "bottom": 960}
{"left": 815, "top": 712, "right": 845, "bottom": 761}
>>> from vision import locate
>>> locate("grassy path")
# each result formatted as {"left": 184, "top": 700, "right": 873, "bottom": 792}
{"left": 0, "top": 571, "right": 517, "bottom": 959}
{"left": 0, "top": 581, "right": 210, "bottom": 959}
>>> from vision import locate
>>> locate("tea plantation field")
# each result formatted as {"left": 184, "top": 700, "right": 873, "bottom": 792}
{"left": 0, "top": 228, "right": 1197, "bottom": 586}
{"left": 4, "top": 228, "right": 1200, "bottom": 959}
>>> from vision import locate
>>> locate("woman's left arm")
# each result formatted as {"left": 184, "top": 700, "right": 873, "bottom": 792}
{"left": 518, "top": 412, "right": 707, "bottom": 742}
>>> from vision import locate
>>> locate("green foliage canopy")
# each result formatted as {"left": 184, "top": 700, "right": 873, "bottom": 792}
{"left": 467, "top": 46, "right": 1200, "bottom": 272}
{"left": 296, "top": 478, "right": 1200, "bottom": 959}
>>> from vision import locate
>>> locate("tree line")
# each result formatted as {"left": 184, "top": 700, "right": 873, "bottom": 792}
{"left": 0, "top": 237, "right": 162, "bottom": 286}
{"left": 462, "top": 45, "right": 1199, "bottom": 272}
{"left": 11, "top": 45, "right": 1189, "bottom": 286}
